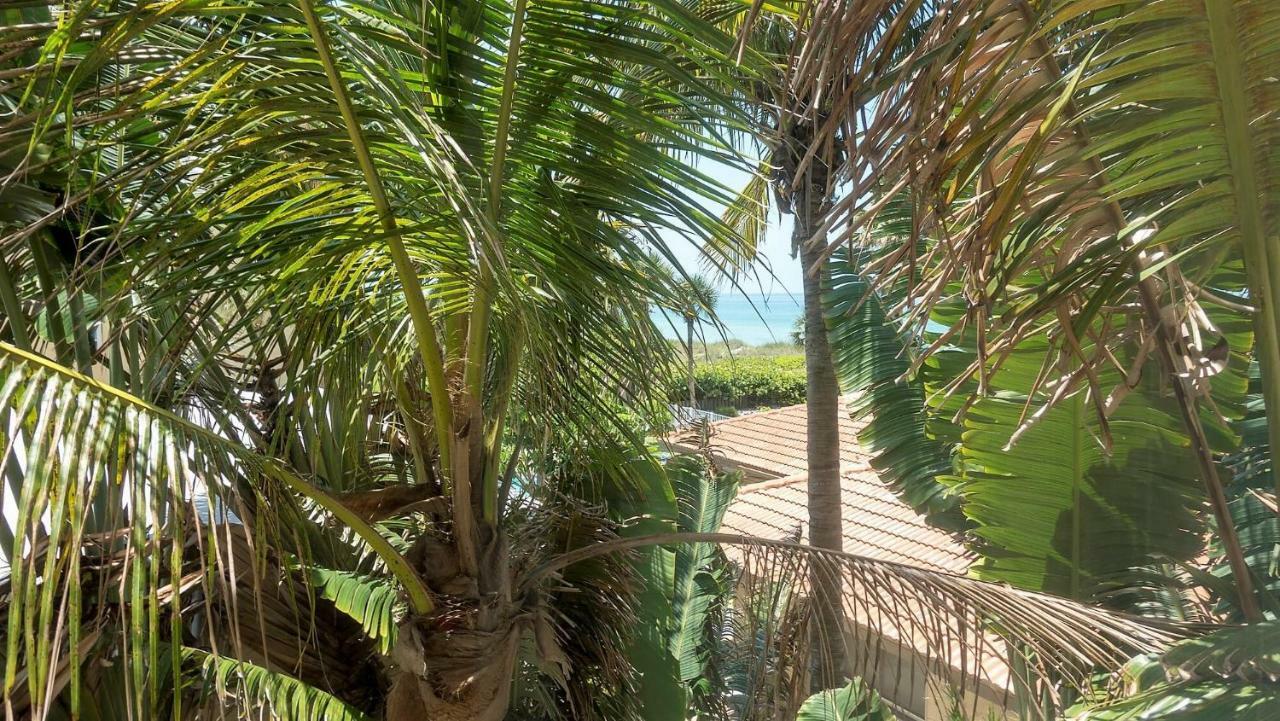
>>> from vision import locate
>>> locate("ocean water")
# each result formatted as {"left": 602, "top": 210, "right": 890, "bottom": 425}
{"left": 655, "top": 292, "right": 803, "bottom": 346}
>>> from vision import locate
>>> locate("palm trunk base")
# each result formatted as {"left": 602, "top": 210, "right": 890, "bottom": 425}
{"left": 386, "top": 617, "right": 521, "bottom": 721}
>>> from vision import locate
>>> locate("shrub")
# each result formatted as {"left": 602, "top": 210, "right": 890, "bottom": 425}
{"left": 671, "top": 354, "right": 806, "bottom": 410}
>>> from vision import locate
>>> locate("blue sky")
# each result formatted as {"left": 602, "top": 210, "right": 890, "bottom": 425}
{"left": 660, "top": 159, "right": 804, "bottom": 297}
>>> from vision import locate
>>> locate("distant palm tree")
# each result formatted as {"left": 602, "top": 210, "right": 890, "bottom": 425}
{"left": 679, "top": 275, "right": 719, "bottom": 410}
{"left": 708, "top": 11, "right": 850, "bottom": 681}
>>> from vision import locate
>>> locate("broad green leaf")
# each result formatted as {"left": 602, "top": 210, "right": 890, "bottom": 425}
{"left": 796, "top": 679, "right": 897, "bottom": 721}
{"left": 669, "top": 455, "right": 739, "bottom": 684}
{"left": 954, "top": 344, "right": 1205, "bottom": 600}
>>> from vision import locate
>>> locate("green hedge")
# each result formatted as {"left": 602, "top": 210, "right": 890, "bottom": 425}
{"left": 672, "top": 355, "right": 806, "bottom": 411}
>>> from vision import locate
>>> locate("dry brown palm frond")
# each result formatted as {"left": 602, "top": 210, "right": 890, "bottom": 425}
{"left": 785, "top": 0, "right": 1264, "bottom": 411}
{"left": 535, "top": 531, "right": 1202, "bottom": 717}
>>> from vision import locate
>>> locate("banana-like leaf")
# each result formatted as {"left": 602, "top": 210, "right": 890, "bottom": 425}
{"left": 1210, "top": 364, "right": 1280, "bottom": 618}
{"left": 609, "top": 456, "right": 687, "bottom": 720}
{"left": 948, "top": 343, "right": 1206, "bottom": 602}
{"left": 669, "top": 455, "right": 739, "bottom": 684}
{"left": 823, "top": 256, "right": 963, "bottom": 528}
{"left": 796, "top": 679, "right": 896, "bottom": 721}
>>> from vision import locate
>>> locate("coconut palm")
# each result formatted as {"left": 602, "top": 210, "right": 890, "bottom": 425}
{"left": 0, "top": 1, "right": 757, "bottom": 717}
{"left": 695, "top": 5, "right": 853, "bottom": 681}
{"left": 0, "top": 0, "right": 1227, "bottom": 718}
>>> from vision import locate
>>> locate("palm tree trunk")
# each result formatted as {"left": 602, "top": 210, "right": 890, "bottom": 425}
{"left": 791, "top": 143, "right": 847, "bottom": 686}
{"left": 687, "top": 315, "right": 697, "bottom": 410}
{"left": 385, "top": 631, "right": 521, "bottom": 721}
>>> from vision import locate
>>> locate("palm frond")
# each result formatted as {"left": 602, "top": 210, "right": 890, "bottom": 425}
{"left": 1068, "top": 622, "right": 1280, "bottom": 721}
{"left": 185, "top": 648, "right": 373, "bottom": 721}
{"left": 0, "top": 341, "right": 423, "bottom": 716}
{"left": 304, "top": 567, "right": 403, "bottom": 654}
{"left": 711, "top": 163, "right": 774, "bottom": 280}
{"left": 537, "top": 531, "right": 1199, "bottom": 716}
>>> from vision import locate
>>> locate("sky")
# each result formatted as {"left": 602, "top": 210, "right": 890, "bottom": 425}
{"left": 659, "top": 159, "right": 804, "bottom": 299}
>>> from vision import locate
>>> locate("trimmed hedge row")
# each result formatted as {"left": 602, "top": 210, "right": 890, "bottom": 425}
{"left": 672, "top": 354, "right": 806, "bottom": 411}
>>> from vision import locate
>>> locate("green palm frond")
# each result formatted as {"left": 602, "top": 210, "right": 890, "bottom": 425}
{"left": 0, "top": 342, "right": 427, "bottom": 717}
{"left": 712, "top": 163, "right": 773, "bottom": 280}
{"left": 185, "top": 648, "right": 373, "bottom": 721}
{"left": 305, "top": 567, "right": 404, "bottom": 654}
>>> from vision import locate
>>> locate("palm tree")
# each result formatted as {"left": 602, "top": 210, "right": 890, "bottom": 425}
{"left": 0, "top": 0, "right": 1225, "bottom": 717}
{"left": 700, "top": 8, "right": 852, "bottom": 682}
{"left": 0, "top": 0, "right": 758, "bottom": 716}
{"left": 678, "top": 274, "right": 718, "bottom": 411}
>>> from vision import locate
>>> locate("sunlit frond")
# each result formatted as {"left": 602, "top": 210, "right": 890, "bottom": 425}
{"left": 538, "top": 531, "right": 1198, "bottom": 718}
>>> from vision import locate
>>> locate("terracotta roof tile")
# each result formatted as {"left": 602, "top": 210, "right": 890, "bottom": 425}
{"left": 667, "top": 401, "right": 871, "bottom": 479}
{"left": 720, "top": 470, "right": 973, "bottom": 575}
{"left": 666, "top": 401, "right": 972, "bottom": 575}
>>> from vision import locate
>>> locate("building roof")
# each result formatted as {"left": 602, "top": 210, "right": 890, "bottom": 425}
{"left": 668, "top": 401, "right": 867, "bottom": 480}
{"left": 667, "top": 401, "right": 973, "bottom": 575}
{"left": 720, "top": 471, "right": 972, "bottom": 575}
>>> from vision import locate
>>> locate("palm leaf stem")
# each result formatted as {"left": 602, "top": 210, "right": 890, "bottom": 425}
{"left": 295, "top": 0, "right": 454, "bottom": 479}
{"left": 482, "top": 326, "right": 524, "bottom": 522}
{"left": 390, "top": 367, "right": 437, "bottom": 496}
{"left": 468, "top": 0, "right": 528, "bottom": 528}
{"left": 1203, "top": 0, "right": 1280, "bottom": 500}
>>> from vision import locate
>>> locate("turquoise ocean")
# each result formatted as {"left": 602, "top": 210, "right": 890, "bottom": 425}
{"left": 654, "top": 292, "right": 803, "bottom": 346}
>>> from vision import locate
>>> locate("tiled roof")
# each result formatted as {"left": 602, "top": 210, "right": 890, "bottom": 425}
{"left": 720, "top": 470, "right": 973, "bottom": 575}
{"left": 670, "top": 404, "right": 1008, "bottom": 701}
{"left": 667, "top": 401, "right": 868, "bottom": 479}
{"left": 669, "top": 402, "right": 1005, "bottom": 702}
{"left": 667, "top": 401, "right": 972, "bottom": 574}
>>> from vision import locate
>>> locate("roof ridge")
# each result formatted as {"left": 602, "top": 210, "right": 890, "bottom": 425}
{"left": 736, "top": 472, "right": 806, "bottom": 494}
{"left": 737, "top": 463, "right": 886, "bottom": 496}
{"left": 709, "top": 402, "right": 805, "bottom": 427}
